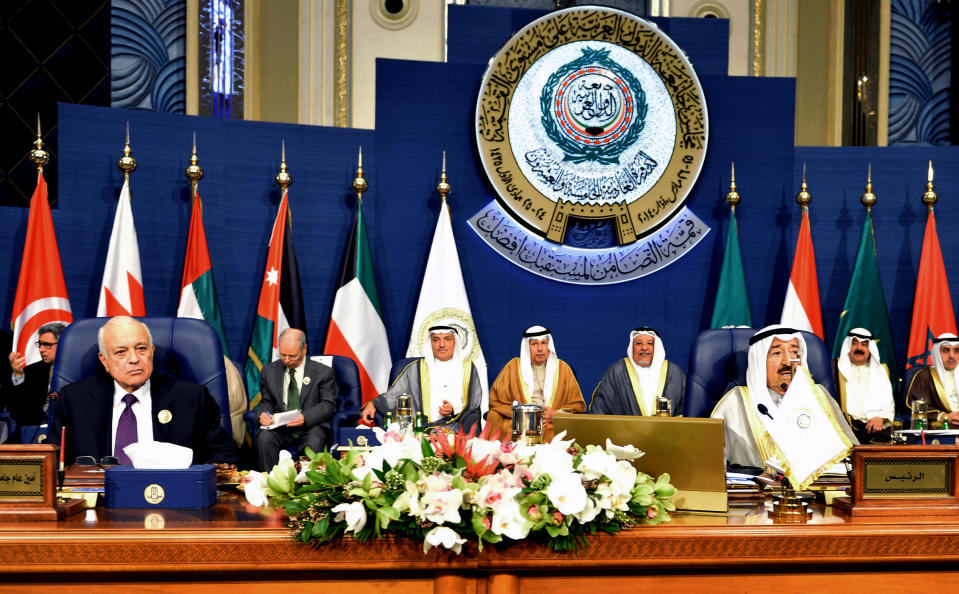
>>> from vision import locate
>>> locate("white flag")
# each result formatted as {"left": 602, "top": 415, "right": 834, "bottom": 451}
{"left": 406, "top": 200, "right": 488, "bottom": 418}
{"left": 97, "top": 177, "right": 144, "bottom": 317}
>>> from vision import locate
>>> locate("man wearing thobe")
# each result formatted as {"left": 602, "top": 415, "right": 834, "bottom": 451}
{"left": 711, "top": 326, "right": 857, "bottom": 487}
{"left": 905, "top": 333, "right": 959, "bottom": 427}
{"left": 362, "top": 326, "right": 482, "bottom": 433}
{"left": 487, "top": 326, "right": 586, "bottom": 442}
{"left": 590, "top": 327, "right": 686, "bottom": 416}
{"left": 831, "top": 328, "right": 895, "bottom": 443}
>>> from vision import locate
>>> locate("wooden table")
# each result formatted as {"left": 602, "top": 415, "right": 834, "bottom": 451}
{"left": 1, "top": 492, "right": 958, "bottom": 593}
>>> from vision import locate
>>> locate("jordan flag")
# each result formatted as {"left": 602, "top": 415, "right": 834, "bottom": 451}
{"left": 324, "top": 200, "right": 391, "bottom": 405}
{"left": 906, "top": 209, "right": 957, "bottom": 368}
{"left": 177, "top": 189, "right": 229, "bottom": 354}
{"left": 780, "top": 209, "right": 824, "bottom": 339}
{"left": 244, "top": 191, "right": 306, "bottom": 409}
{"left": 97, "top": 176, "right": 144, "bottom": 317}
{"left": 10, "top": 173, "right": 73, "bottom": 365}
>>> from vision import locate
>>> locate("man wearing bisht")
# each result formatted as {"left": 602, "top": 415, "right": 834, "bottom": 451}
{"left": 487, "top": 326, "right": 586, "bottom": 442}
{"left": 590, "top": 327, "right": 686, "bottom": 416}
{"left": 905, "top": 333, "right": 959, "bottom": 427}
{"left": 832, "top": 328, "right": 895, "bottom": 443}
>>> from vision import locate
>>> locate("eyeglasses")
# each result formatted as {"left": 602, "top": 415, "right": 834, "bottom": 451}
{"left": 75, "top": 456, "right": 120, "bottom": 468}
{"left": 36, "top": 341, "right": 58, "bottom": 349}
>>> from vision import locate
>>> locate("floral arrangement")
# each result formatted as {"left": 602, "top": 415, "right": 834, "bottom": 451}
{"left": 243, "top": 425, "right": 676, "bottom": 554}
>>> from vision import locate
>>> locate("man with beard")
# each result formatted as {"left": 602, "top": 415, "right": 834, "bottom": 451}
{"left": 590, "top": 327, "right": 685, "bottom": 416}
{"left": 832, "top": 328, "right": 894, "bottom": 442}
{"left": 906, "top": 333, "right": 959, "bottom": 427}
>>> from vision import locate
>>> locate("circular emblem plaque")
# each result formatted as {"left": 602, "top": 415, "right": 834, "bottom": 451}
{"left": 144, "top": 483, "right": 166, "bottom": 505}
{"left": 476, "top": 7, "right": 708, "bottom": 246}
{"left": 414, "top": 308, "right": 481, "bottom": 361}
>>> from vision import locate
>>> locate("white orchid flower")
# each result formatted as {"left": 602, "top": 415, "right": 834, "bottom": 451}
{"left": 546, "top": 472, "right": 587, "bottom": 515}
{"left": 242, "top": 470, "right": 269, "bottom": 507}
{"left": 332, "top": 501, "right": 367, "bottom": 533}
{"left": 605, "top": 439, "right": 645, "bottom": 461}
{"left": 423, "top": 526, "right": 466, "bottom": 554}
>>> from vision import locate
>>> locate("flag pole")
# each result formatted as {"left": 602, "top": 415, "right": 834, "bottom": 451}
{"left": 726, "top": 161, "right": 740, "bottom": 213}
{"left": 922, "top": 160, "right": 937, "bottom": 211}
{"left": 117, "top": 121, "right": 137, "bottom": 188}
{"left": 796, "top": 161, "right": 811, "bottom": 211}
{"left": 276, "top": 140, "right": 292, "bottom": 192}
{"left": 353, "top": 146, "right": 367, "bottom": 202}
{"left": 861, "top": 163, "right": 876, "bottom": 212}
{"left": 437, "top": 150, "right": 451, "bottom": 204}
{"left": 30, "top": 114, "right": 50, "bottom": 175}
{"left": 185, "top": 131, "right": 204, "bottom": 194}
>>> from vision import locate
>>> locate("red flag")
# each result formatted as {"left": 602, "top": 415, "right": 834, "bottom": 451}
{"left": 10, "top": 173, "right": 73, "bottom": 365}
{"left": 780, "top": 209, "right": 824, "bottom": 339}
{"left": 906, "top": 210, "right": 957, "bottom": 368}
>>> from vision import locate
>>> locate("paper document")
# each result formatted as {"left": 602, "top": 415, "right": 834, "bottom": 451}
{"left": 265, "top": 410, "right": 301, "bottom": 430}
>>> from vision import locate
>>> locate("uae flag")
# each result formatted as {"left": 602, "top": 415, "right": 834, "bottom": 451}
{"left": 710, "top": 210, "right": 752, "bottom": 328}
{"left": 177, "top": 189, "right": 230, "bottom": 354}
{"left": 832, "top": 213, "right": 898, "bottom": 384}
{"left": 406, "top": 199, "right": 488, "bottom": 415}
{"left": 780, "top": 208, "right": 824, "bottom": 339}
{"left": 97, "top": 176, "right": 144, "bottom": 317}
{"left": 324, "top": 200, "right": 391, "bottom": 405}
{"left": 244, "top": 191, "right": 306, "bottom": 409}
{"left": 906, "top": 209, "right": 957, "bottom": 368}
{"left": 10, "top": 173, "right": 73, "bottom": 365}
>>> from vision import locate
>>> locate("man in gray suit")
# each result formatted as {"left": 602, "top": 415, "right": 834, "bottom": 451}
{"left": 255, "top": 328, "right": 337, "bottom": 470}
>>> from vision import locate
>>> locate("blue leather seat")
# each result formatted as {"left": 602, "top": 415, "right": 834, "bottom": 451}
{"left": 48, "top": 317, "right": 232, "bottom": 439}
{"left": 684, "top": 328, "right": 837, "bottom": 418}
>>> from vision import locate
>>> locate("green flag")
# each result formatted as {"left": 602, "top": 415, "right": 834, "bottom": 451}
{"left": 711, "top": 210, "right": 753, "bottom": 328}
{"left": 832, "top": 213, "right": 898, "bottom": 385}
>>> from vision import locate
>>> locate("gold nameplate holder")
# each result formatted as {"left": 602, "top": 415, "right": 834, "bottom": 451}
{"left": 0, "top": 445, "right": 85, "bottom": 521}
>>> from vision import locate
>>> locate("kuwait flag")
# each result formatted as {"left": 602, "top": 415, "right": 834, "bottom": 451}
{"left": 244, "top": 191, "right": 306, "bottom": 409}
{"left": 97, "top": 176, "right": 144, "bottom": 317}
{"left": 710, "top": 209, "right": 752, "bottom": 328}
{"left": 324, "top": 199, "right": 391, "bottom": 405}
{"left": 906, "top": 208, "right": 957, "bottom": 368}
{"left": 780, "top": 208, "right": 824, "bottom": 339}
{"left": 10, "top": 172, "right": 73, "bottom": 365}
{"left": 177, "top": 189, "right": 230, "bottom": 354}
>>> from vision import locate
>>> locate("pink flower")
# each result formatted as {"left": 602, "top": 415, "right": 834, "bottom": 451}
{"left": 482, "top": 515, "right": 492, "bottom": 530}
{"left": 551, "top": 510, "right": 565, "bottom": 526}
{"left": 527, "top": 505, "right": 543, "bottom": 522}
{"left": 647, "top": 506, "right": 658, "bottom": 520}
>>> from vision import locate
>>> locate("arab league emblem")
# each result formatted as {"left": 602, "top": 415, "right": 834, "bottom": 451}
{"left": 471, "top": 7, "right": 710, "bottom": 285}
{"left": 158, "top": 409, "right": 172, "bottom": 424}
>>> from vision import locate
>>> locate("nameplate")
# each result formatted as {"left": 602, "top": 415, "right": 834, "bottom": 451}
{"left": 863, "top": 459, "right": 950, "bottom": 496}
{"left": 0, "top": 444, "right": 58, "bottom": 520}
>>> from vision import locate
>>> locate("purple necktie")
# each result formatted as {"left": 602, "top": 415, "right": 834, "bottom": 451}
{"left": 114, "top": 393, "right": 138, "bottom": 465}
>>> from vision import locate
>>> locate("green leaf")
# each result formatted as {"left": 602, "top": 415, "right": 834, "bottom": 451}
{"left": 304, "top": 446, "right": 316, "bottom": 459}
{"left": 266, "top": 474, "right": 290, "bottom": 494}
{"left": 362, "top": 471, "right": 373, "bottom": 492}
{"left": 376, "top": 505, "right": 400, "bottom": 529}
{"left": 421, "top": 438, "right": 434, "bottom": 458}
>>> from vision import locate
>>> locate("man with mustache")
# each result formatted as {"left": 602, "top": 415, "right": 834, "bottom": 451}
{"left": 711, "top": 326, "right": 857, "bottom": 476}
{"left": 905, "top": 333, "right": 959, "bottom": 427}
{"left": 589, "top": 327, "right": 685, "bottom": 416}
{"left": 832, "top": 328, "right": 894, "bottom": 443}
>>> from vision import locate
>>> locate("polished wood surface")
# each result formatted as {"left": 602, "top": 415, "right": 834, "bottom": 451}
{"left": 1, "top": 492, "right": 958, "bottom": 592}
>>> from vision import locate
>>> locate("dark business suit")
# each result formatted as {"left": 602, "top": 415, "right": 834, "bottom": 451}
{"left": 51, "top": 373, "right": 239, "bottom": 465}
{"left": 255, "top": 358, "right": 337, "bottom": 470}
{"left": 7, "top": 360, "right": 52, "bottom": 426}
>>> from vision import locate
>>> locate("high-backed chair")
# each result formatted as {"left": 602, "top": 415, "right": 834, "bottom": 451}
{"left": 49, "top": 317, "right": 232, "bottom": 439}
{"left": 684, "top": 328, "right": 836, "bottom": 418}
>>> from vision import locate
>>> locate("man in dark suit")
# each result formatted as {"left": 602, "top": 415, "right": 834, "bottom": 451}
{"left": 51, "top": 316, "right": 238, "bottom": 465}
{"left": 255, "top": 328, "right": 337, "bottom": 470}
{"left": 7, "top": 322, "right": 66, "bottom": 429}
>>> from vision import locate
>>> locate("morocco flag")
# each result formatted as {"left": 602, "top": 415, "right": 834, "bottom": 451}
{"left": 97, "top": 176, "right": 144, "bottom": 317}
{"left": 780, "top": 209, "right": 824, "bottom": 339}
{"left": 10, "top": 173, "right": 73, "bottom": 365}
{"left": 324, "top": 200, "right": 391, "bottom": 404}
{"left": 906, "top": 209, "right": 957, "bottom": 368}
{"left": 244, "top": 191, "right": 306, "bottom": 409}
{"left": 177, "top": 189, "right": 230, "bottom": 354}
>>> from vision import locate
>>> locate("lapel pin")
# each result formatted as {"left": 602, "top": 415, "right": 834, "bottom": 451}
{"left": 302, "top": 376, "right": 311, "bottom": 385}
{"left": 158, "top": 409, "right": 172, "bottom": 424}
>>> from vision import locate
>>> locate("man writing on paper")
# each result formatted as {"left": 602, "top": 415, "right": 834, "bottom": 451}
{"left": 361, "top": 326, "right": 482, "bottom": 433}
{"left": 487, "top": 326, "right": 586, "bottom": 442}
{"left": 256, "top": 328, "right": 338, "bottom": 470}
{"left": 832, "top": 328, "right": 895, "bottom": 443}
{"left": 711, "top": 326, "right": 857, "bottom": 488}
{"left": 51, "top": 316, "right": 238, "bottom": 464}
{"left": 589, "top": 327, "right": 686, "bottom": 416}
{"left": 905, "top": 333, "right": 959, "bottom": 427}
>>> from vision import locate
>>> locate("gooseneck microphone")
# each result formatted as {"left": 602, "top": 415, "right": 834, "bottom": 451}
{"left": 757, "top": 404, "right": 774, "bottom": 420}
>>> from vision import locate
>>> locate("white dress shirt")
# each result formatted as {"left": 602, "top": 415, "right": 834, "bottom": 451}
{"left": 111, "top": 379, "right": 154, "bottom": 454}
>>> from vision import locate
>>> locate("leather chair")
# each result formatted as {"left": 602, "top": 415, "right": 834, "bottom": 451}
{"left": 47, "top": 318, "right": 232, "bottom": 441}
{"left": 684, "top": 328, "right": 837, "bottom": 418}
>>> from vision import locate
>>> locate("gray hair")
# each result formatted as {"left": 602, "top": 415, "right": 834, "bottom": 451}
{"left": 279, "top": 328, "right": 306, "bottom": 349}
{"left": 97, "top": 316, "right": 154, "bottom": 355}
{"left": 38, "top": 322, "right": 66, "bottom": 340}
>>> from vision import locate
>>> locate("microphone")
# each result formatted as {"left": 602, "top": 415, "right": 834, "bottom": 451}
{"left": 780, "top": 383, "right": 788, "bottom": 392}
{"left": 757, "top": 404, "right": 774, "bottom": 420}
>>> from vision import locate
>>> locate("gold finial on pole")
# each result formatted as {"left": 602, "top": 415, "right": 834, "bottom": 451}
{"left": 117, "top": 121, "right": 137, "bottom": 182}
{"left": 275, "top": 140, "right": 292, "bottom": 191}
{"left": 352, "top": 146, "right": 368, "bottom": 201}
{"left": 29, "top": 113, "right": 50, "bottom": 174}
{"left": 436, "top": 150, "right": 451, "bottom": 202}
{"left": 796, "top": 161, "right": 811, "bottom": 209}
{"left": 922, "top": 160, "right": 938, "bottom": 210}
{"left": 861, "top": 162, "right": 876, "bottom": 212}
{"left": 185, "top": 131, "right": 203, "bottom": 192}
{"left": 725, "top": 161, "right": 740, "bottom": 213}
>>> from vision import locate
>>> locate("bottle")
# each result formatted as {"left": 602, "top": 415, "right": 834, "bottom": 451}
{"left": 414, "top": 411, "right": 426, "bottom": 433}
{"left": 384, "top": 411, "right": 394, "bottom": 428}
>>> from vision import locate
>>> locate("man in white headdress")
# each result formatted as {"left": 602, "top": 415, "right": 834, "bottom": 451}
{"left": 832, "top": 328, "right": 894, "bottom": 442}
{"left": 905, "top": 333, "right": 959, "bottom": 427}
{"left": 361, "top": 326, "right": 482, "bottom": 433}
{"left": 487, "top": 326, "right": 585, "bottom": 442}
{"left": 590, "top": 327, "right": 686, "bottom": 416}
{"left": 711, "top": 326, "right": 857, "bottom": 487}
